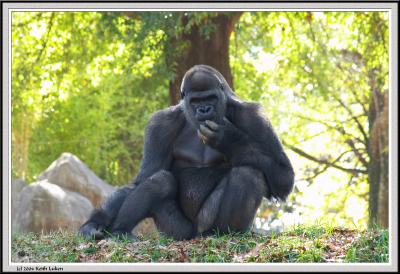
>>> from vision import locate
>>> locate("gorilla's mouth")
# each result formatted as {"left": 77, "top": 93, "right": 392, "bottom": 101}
{"left": 196, "top": 113, "right": 215, "bottom": 122}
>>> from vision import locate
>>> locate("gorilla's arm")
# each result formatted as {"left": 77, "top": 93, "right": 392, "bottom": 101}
{"left": 131, "top": 105, "right": 186, "bottom": 186}
{"left": 200, "top": 101, "right": 294, "bottom": 201}
{"left": 79, "top": 105, "right": 185, "bottom": 238}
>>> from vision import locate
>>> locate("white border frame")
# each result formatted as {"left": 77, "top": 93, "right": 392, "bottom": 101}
{"left": 2, "top": 1, "right": 398, "bottom": 272}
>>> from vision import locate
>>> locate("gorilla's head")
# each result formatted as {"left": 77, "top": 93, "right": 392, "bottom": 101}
{"left": 181, "top": 65, "right": 234, "bottom": 127}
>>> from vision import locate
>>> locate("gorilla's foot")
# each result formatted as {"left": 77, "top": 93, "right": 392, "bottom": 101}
{"left": 78, "top": 222, "right": 105, "bottom": 240}
{"left": 196, "top": 229, "right": 216, "bottom": 238}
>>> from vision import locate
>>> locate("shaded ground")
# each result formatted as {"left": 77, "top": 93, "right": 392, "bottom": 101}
{"left": 11, "top": 225, "right": 388, "bottom": 263}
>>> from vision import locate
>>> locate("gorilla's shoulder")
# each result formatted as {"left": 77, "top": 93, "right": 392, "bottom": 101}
{"left": 241, "top": 101, "right": 262, "bottom": 112}
{"left": 228, "top": 98, "right": 263, "bottom": 118}
{"left": 147, "top": 103, "right": 185, "bottom": 129}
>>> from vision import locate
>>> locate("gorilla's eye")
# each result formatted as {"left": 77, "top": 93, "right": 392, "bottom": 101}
{"left": 190, "top": 95, "right": 218, "bottom": 105}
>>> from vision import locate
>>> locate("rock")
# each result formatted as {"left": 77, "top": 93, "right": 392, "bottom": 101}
{"left": 15, "top": 153, "right": 158, "bottom": 236}
{"left": 15, "top": 180, "right": 93, "bottom": 233}
{"left": 38, "top": 152, "right": 115, "bottom": 207}
{"left": 133, "top": 218, "right": 159, "bottom": 237}
{"left": 11, "top": 178, "right": 27, "bottom": 215}
{"left": 251, "top": 227, "right": 281, "bottom": 236}
{"left": 11, "top": 178, "right": 27, "bottom": 231}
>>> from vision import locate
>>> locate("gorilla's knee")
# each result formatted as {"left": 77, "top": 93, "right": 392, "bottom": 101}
{"left": 230, "top": 166, "right": 263, "bottom": 178}
{"left": 149, "top": 169, "right": 175, "bottom": 183}
{"left": 229, "top": 166, "right": 266, "bottom": 195}
{"left": 145, "top": 170, "right": 177, "bottom": 199}
{"left": 217, "top": 166, "right": 266, "bottom": 232}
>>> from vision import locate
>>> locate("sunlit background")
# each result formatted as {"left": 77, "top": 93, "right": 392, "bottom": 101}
{"left": 11, "top": 11, "right": 389, "bottom": 232}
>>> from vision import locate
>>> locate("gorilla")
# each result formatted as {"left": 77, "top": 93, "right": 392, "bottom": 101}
{"left": 79, "top": 65, "right": 294, "bottom": 240}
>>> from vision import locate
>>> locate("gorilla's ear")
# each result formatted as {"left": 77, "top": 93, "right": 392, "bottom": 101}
{"left": 180, "top": 75, "right": 186, "bottom": 99}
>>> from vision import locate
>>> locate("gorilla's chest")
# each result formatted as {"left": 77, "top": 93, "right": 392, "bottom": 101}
{"left": 172, "top": 124, "right": 227, "bottom": 168}
{"left": 172, "top": 124, "right": 229, "bottom": 220}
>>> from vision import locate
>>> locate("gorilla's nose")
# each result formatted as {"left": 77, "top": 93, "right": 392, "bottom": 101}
{"left": 197, "top": 105, "right": 213, "bottom": 115}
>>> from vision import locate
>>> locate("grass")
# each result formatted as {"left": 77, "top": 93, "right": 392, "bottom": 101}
{"left": 11, "top": 225, "right": 389, "bottom": 263}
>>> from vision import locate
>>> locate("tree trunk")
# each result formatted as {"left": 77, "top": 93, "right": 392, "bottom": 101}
{"left": 167, "top": 12, "right": 242, "bottom": 106}
{"left": 367, "top": 70, "right": 389, "bottom": 228}
{"left": 12, "top": 114, "right": 32, "bottom": 180}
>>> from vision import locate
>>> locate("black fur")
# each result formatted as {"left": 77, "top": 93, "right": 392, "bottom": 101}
{"left": 79, "top": 65, "right": 294, "bottom": 240}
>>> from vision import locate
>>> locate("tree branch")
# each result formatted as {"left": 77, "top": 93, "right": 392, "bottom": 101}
{"left": 295, "top": 114, "right": 368, "bottom": 149}
{"left": 335, "top": 97, "right": 369, "bottom": 146}
{"left": 34, "top": 12, "right": 55, "bottom": 64}
{"left": 345, "top": 139, "right": 369, "bottom": 168}
{"left": 284, "top": 141, "right": 368, "bottom": 175}
{"left": 335, "top": 49, "right": 370, "bottom": 135}
{"left": 299, "top": 149, "right": 353, "bottom": 181}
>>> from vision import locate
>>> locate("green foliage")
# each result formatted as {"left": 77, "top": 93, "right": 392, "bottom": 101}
{"left": 11, "top": 11, "right": 389, "bottom": 228}
{"left": 11, "top": 226, "right": 388, "bottom": 263}
{"left": 11, "top": 11, "right": 230, "bottom": 185}
{"left": 231, "top": 11, "right": 388, "bottom": 228}
{"left": 12, "top": 12, "right": 170, "bottom": 185}
{"left": 345, "top": 229, "right": 389, "bottom": 262}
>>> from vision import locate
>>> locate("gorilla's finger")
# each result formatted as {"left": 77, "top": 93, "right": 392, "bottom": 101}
{"left": 205, "top": 120, "right": 219, "bottom": 131}
{"left": 197, "top": 129, "right": 203, "bottom": 139}
{"left": 197, "top": 129, "right": 208, "bottom": 144}
{"left": 222, "top": 117, "right": 233, "bottom": 126}
{"left": 199, "top": 124, "right": 215, "bottom": 139}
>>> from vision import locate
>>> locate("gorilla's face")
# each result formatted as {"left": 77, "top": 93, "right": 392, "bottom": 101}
{"left": 182, "top": 69, "right": 227, "bottom": 127}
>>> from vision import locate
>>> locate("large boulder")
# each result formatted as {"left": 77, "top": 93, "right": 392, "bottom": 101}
{"left": 15, "top": 180, "right": 93, "bottom": 233}
{"left": 14, "top": 153, "right": 158, "bottom": 236}
{"left": 38, "top": 152, "right": 115, "bottom": 207}
{"left": 11, "top": 178, "right": 27, "bottom": 231}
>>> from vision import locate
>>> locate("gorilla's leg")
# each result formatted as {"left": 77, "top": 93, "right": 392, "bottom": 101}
{"left": 215, "top": 166, "right": 267, "bottom": 232}
{"left": 197, "top": 166, "right": 267, "bottom": 234}
{"left": 152, "top": 199, "right": 195, "bottom": 240}
{"left": 195, "top": 177, "right": 228, "bottom": 233}
{"left": 79, "top": 186, "right": 133, "bottom": 239}
{"left": 111, "top": 170, "right": 195, "bottom": 240}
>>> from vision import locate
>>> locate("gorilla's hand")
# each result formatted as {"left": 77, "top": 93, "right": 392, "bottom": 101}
{"left": 197, "top": 120, "right": 224, "bottom": 148}
{"left": 198, "top": 118, "right": 248, "bottom": 153}
{"left": 79, "top": 221, "right": 105, "bottom": 240}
